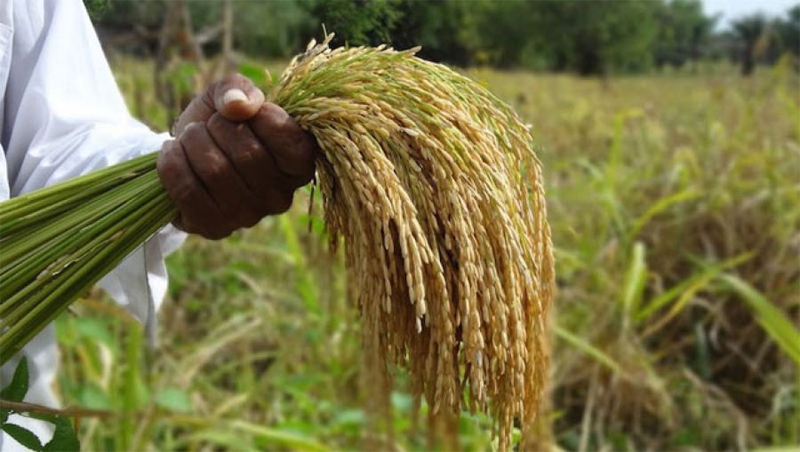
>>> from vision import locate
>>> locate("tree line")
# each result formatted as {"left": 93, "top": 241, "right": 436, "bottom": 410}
{"left": 87, "top": 0, "right": 799, "bottom": 76}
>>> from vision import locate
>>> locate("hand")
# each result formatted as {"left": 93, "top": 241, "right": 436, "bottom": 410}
{"left": 157, "top": 74, "right": 318, "bottom": 240}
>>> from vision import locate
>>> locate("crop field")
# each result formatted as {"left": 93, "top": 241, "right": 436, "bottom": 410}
{"left": 53, "top": 57, "right": 799, "bottom": 451}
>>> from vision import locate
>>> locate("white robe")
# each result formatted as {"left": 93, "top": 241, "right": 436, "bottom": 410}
{"left": 0, "top": 1, "right": 185, "bottom": 449}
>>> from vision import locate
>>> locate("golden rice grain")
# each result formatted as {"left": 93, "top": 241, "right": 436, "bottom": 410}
{"left": 269, "top": 35, "right": 555, "bottom": 450}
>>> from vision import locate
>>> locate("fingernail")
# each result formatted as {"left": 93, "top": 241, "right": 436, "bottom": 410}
{"left": 223, "top": 88, "right": 248, "bottom": 105}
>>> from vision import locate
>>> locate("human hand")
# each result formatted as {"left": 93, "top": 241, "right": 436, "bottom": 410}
{"left": 157, "top": 74, "right": 318, "bottom": 240}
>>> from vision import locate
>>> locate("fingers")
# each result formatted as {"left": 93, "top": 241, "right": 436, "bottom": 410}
{"left": 206, "top": 113, "right": 295, "bottom": 215}
{"left": 160, "top": 85, "right": 318, "bottom": 241}
{"left": 180, "top": 123, "right": 264, "bottom": 228}
{"left": 173, "top": 73, "right": 266, "bottom": 136}
{"left": 212, "top": 74, "right": 266, "bottom": 121}
{"left": 247, "top": 103, "right": 318, "bottom": 186}
{"left": 157, "top": 139, "right": 231, "bottom": 239}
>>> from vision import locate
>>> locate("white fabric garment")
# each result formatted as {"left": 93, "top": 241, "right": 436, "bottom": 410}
{"left": 0, "top": 1, "right": 186, "bottom": 449}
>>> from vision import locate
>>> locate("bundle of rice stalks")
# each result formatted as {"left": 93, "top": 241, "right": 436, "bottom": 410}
{"left": 0, "top": 35, "right": 554, "bottom": 449}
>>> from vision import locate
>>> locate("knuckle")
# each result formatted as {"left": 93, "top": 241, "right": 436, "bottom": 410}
{"left": 225, "top": 72, "right": 248, "bottom": 85}
{"left": 237, "top": 142, "right": 262, "bottom": 165}
{"left": 255, "top": 103, "right": 289, "bottom": 128}
{"left": 179, "top": 122, "right": 207, "bottom": 149}
{"left": 202, "top": 154, "right": 229, "bottom": 182}
{"left": 156, "top": 149, "right": 176, "bottom": 180}
{"left": 171, "top": 179, "right": 196, "bottom": 205}
{"left": 207, "top": 112, "right": 231, "bottom": 135}
{"left": 200, "top": 88, "right": 216, "bottom": 112}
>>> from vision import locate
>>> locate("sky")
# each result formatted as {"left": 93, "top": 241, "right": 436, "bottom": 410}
{"left": 701, "top": 0, "right": 798, "bottom": 28}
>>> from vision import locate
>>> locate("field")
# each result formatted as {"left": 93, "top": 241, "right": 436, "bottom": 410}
{"left": 52, "top": 57, "right": 799, "bottom": 451}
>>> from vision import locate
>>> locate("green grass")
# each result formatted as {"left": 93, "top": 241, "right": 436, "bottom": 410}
{"left": 49, "top": 56, "right": 800, "bottom": 451}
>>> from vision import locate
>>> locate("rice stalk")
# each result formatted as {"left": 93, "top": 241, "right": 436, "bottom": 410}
{"left": 0, "top": 35, "right": 554, "bottom": 449}
{"left": 269, "top": 35, "right": 555, "bottom": 449}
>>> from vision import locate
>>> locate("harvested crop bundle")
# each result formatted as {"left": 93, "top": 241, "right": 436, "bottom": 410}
{"left": 0, "top": 35, "right": 554, "bottom": 449}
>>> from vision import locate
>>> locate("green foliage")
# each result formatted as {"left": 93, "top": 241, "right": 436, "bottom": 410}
{"left": 302, "top": 0, "right": 403, "bottom": 47}
{"left": 2, "top": 422, "right": 43, "bottom": 451}
{"left": 719, "top": 274, "right": 800, "bottom": 364}
{"left": 40, "top": 417, "right": 81, "bottom": 452}
{"left": 82, "top": 0, "right": 110, "bottom": 21}
{"left": 478, "top": 0, "right": 660, "bottom": 74}
{"left": 0, "top": 358, "right": 81, "bottom": 452}
{"left": 88, "top": 0, "right": 799, "bottom": 74}
{"left": 653, "top": 0, "right": 717, "bottom": 67}
{"left": 1, "top": 357, "right": 28, "bottom": 403}
{"left": 777, "top": 5, "right": 800, "bottom": 57}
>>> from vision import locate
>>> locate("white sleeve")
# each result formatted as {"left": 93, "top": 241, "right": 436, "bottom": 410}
{"left": 3, "top": 0, "right": 186, "bottom": 340}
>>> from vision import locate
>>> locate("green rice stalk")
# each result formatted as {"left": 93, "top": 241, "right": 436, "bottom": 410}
{"left": 0, "top": 35, "right": 554, "bottom": 450}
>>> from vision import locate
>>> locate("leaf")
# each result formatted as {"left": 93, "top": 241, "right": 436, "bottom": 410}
{"left": 155, "top": 387, "right": 193, "bottom": 413}
{"left": 635, "top": 253, "right": 751, "bottom": 323}
{"left": 720, "top": 274, "right": 800, "bottom": 364}
{"left": 333, "top": 409, "right": 365, "bottom": 426}
{"left": 42, "top": 417, "right": 80, "bottom": 452}
{"left": 621, "top": 241, "right": 647, "bottom": 321}
{"left": 228, "top": 420, "right": 330, "bottom": 452}
{"left": 77, "top": 384, "right": 112, "bottom": 410}
{"left": 74, "top": 317, "right": 114, "bottom": 347}
{"left": 749, "top": 447, "right": 800, "bottom": 452}
{"left": 1, "top": 357, "right": 29, "bottom": 402}
{"left": 626, "top": 189, "right": 700, "bottom": 242}
{"left": 278, "top": 215, "right": 321, "bottom": 316}
{"left": 238, "top": 62, "right": 268, "bottom": 88}
{"left": 555, "top": 326, "right": 624, "bottom": 375}
{"left": 185, "top": 430, "right": 257, "bottom": 451}
{"left": 1, "top": 422, "right": 43, "bottom": 451}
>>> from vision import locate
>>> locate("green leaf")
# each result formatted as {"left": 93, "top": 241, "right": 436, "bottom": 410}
{"left": 1, "top": 357, "right": 29, "bottom": 402}
{"left": 626, "top": 189, "right": 700, "bottom": 242}
{"left": 555, "top": 326, "right": 624, "bottom": 375}
{"left": 228, "top": 420, "right": 330, "bottom": 452}
{"left": 184, "top": 430, "right": 257, "bottom": 451}
{"left": 238, "top": 62, "right": 268, "bottom": 88}
{"left": 42, "top": 417, "right": 80, "bottom": 452}
{"left": 155, "top": 387, "right": 193, "bottom": 413}
{"left": 2, "top": 422, "right": 44, "bottom": 451}
{"left": 635, "top": 253, "right": 751, "bottom": 323}
{"left": 621, "top": 241, "right": 647, "bottom": 321}
{"left": 77, "top": 384, "right": 112, "bottom": 410}
{"left": 74, "top": 317, "right": 114, "bottom": 348}
{"left": 720, "top": 274, "right": 800, "bottom": 364}
{"left": 333, "top": 409, "right": 365, "bottom": 426}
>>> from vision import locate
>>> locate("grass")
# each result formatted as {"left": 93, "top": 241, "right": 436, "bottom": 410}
{"left": 46, "top": 55, "right": 800, "bottom": 451}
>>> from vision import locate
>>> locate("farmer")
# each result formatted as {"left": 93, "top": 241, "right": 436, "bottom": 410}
{"left": 0, "top": 1, "right": 317, "bottom": 449}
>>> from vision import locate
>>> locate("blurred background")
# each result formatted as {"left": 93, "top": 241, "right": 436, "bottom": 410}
{"left": 60, "top": 0, "right": 799, "bottom": 450}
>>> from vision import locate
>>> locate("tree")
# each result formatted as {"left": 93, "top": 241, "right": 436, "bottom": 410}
{"left": 653, "top": 0, "right": 717, "bottom": 68}
{"left": 731, "top": 14, "right": 769, "bottom": 76}
{"left": 774, "top": 5, "right": 800, "bottom": 61}
{"left": 302, "top": 0, "right": 403, "bottom": 47}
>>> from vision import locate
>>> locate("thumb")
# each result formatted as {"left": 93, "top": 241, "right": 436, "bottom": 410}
{"left": 173, "top": 73, "right": 266, "bottom": 136}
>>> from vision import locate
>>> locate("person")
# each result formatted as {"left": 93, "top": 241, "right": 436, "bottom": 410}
{"left": 0, "top": 1, "right": 317, "bottom": 449}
